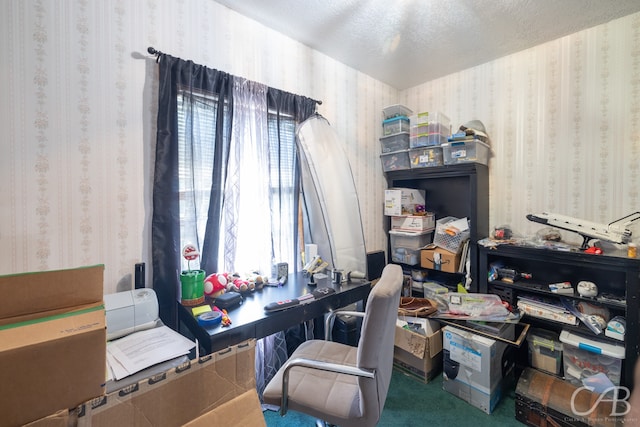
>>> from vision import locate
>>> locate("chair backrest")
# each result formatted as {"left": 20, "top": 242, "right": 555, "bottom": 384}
{"left": 355, "top": 263, "right": 403, "bottom": 423}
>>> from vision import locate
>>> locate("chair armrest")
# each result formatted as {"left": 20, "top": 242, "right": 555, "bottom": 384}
{"left": 324, "top": 310, "right": 364, "bottom": 341}
{"left": 279, "top": 357, "right": 375, "bottom": 416}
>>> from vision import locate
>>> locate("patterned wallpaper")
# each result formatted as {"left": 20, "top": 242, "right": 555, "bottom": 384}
{"left": 1, "top": 0, "right": 638, "bottom": 293}
{"left": 401, "top": 13, "right": 640, "bottom": 245}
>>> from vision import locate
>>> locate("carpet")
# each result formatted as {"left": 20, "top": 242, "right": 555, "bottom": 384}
{"left": 263, "top": 368, "right": 522, "bottom": 426}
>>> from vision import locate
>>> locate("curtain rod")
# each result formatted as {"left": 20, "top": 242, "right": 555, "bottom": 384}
{"left": 147, "top": 47, "right": 323, "bottom": 105}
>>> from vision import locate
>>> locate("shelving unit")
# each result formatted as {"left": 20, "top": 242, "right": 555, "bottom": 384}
{"left": 478, "top": 243, "right": 640, "bottom": 388}
{"left": 385, "top": 163, "right": 489, "bottom": 292}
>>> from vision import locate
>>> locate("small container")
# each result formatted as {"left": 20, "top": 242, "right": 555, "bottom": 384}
{"left": 628, "top": 242, "right": 637, "bottom": 258}
{"left": 380, "top": 149, "right": 410, "bottom": 172}
{"left": 527, "top": 328, "right": 563, "bottom": 375}
{"left": 380, "top": 132, "right": 410, "bottom": 153}
{"left": 409, "top": 133, "right": 448, "bottom": 148}
{"left": 382, "top": 116, "right": 410, "bottom": 136}
{"left": 382, "top": 104, "right": 413, "bottom": 120}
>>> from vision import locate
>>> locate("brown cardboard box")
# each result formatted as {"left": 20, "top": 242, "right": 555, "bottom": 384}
{"left": 23, "top": 409, "right": 71, "bottom": 427}
{"left": 0, "top": 265, "right": 105, "bottom": 325}
{"left": 393, "top": 323, "right": 443, "bottom": 383}
{"left": 184, "top": 389, "right": 266, "bottom": 427}
{"left": 77, "top": 340, "right": 258, "bottom": 427}
{"left": 420, "top": 245, "right": 461, "bottom": 273}
{"left": 0, "top": 265, "right": 106, "bottom": 427}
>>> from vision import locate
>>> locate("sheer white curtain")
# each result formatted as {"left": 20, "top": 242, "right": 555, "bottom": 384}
{"left": 221, "top": 78, "right": 272, "bottom": 275}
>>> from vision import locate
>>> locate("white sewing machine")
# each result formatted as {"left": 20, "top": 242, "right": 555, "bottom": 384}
{"left": 104, "top": 288, "right": 159, "bottom": 341}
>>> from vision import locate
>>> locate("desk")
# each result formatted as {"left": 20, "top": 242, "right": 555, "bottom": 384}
{"left": 177, "top": 273, "right": 371, "bottom": 354}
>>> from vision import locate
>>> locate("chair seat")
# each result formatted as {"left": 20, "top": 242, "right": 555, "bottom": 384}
{"left": 263, "top": 339, "right": 363, "bottom": 421}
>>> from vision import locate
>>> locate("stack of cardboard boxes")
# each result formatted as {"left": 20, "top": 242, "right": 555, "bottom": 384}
{"left": 0, "top": 266, "right": 265, "bottom": 426}
{"left": 0, "top": 265, "right": 107, "bottom": 426}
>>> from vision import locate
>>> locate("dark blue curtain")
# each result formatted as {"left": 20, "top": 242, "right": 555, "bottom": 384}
{"left": 152, "top": 54, "right": 316, "bottom": 328}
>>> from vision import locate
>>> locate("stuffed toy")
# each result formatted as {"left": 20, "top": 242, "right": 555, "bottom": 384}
{"left": 203, "top": 273, "right": 227, "bottom": 298}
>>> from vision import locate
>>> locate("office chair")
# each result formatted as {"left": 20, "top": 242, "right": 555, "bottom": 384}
{"left": 262, "top": 264, "right": 403, "bottom": 427}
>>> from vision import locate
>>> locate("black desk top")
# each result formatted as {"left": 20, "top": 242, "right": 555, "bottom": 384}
{"left": 177, "top": 272, "right": 371, "bottom": 354}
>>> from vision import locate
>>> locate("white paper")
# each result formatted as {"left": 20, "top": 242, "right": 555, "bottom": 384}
{"left": 448, "top": 217, "right": 469, "bottom": 232}
{"left": 106, "top": 325, "right": 195, "bottom": 380}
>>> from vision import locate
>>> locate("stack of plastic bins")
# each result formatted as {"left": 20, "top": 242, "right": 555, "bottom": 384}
{"left": 380, "top": 105, "right": 413, "bottom": 172}
{"left": 408, "top": 112, "right": 450, "bottom": 169}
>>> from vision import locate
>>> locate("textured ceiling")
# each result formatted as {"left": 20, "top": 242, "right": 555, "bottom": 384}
{"left": 213, "top": 0, "right": 640, "bottom": 90}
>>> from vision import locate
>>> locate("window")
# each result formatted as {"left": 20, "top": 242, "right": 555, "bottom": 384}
{"left": 177, "top": 89, "right": 298, "bottom": 275}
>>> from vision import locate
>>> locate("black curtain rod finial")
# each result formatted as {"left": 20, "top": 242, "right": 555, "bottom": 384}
{"left": 148, "top": 46, "right": 162, "bottom": 62}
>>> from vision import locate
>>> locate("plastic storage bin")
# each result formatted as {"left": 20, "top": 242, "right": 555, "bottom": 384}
{"left": 391, "top": 213, "right": 435, "bottom": 231}
{"left": 410, "top": 111, "right": 450, "bottom": 129}
{"left": 410, "top": 133, "right": 448, "bottom": 148}
{"left": 409, "top": 147, "right": 443, "bottom": 168}
{"left": 383, "top": 104, "right": 413, "bottom": 120}
{"left": 390, "top": 229, "right": 434, "bottom": 266}
{"left": 527, "top": 328, "right": 563, "bottom": 375}
{"left": 380, "top": 132, "right": 410, "bottom": 153}
{"left": 433, "top": 216, "right": 470, "bottom": 254}
{"left": 381, "top": 150, "right": 410, "bottom": 172}
{"left": 442, "top": 139, "right": 490, "bottom": 165}
{"left": 559, "top": 330, "right": 625, "bottom": 386}
{"left": 383, "top": 116, "right": 410, "bottom": 136}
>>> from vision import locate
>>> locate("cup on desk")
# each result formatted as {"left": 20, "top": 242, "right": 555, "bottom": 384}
{"left": 332, "top": 269, "right": 343, "bottom": 284}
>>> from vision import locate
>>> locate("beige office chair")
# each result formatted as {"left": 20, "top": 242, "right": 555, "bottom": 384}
{"left": 263, "top": 263, "right": 403, "bottom": 427}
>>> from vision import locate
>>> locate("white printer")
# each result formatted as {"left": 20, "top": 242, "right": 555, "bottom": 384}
{"left": 104, "top": 288, "right": 159, "bottom": 341}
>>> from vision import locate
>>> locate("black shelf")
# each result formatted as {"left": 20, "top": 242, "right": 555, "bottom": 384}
{"left": 479, "top": 243, "right": 640, "bottom": 389}
{"left": 385, "top": 163, "right": 489, "bottom": 291}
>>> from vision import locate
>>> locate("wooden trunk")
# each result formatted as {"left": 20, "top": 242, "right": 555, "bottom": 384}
{"left": 515, "top": 368, "right": 624, "bottom": 427}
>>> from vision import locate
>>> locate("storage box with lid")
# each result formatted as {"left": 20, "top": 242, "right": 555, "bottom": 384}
{"left": 384, "top": 188, "right": 426, "bottom": 216}
{"left": 410, "top": 133, "right": 448, "bottom": 148}
{"left": 391, "top": 213, "right": 435, "bottom": 232}
{"left": 409, "top": 146, "right": 443, "bottom": 168}
{"left": 409, "top": 111, "right": 450, "bottom": 132}
{"left": 382, "top": 104, "right": 413, "bottom": 120}
{"left": 527, "top": 328, "right": 562, "bottom": 375}
{"left": 381, "top": 149, "right": 410, "bottom": 172}
{"left": 390, "top": 229, "right": 434, "bottom": 266}
{"left": 380, "top": 132, "right": 410, "bottom": 153}
{"left": 382, "top": 116, "right": 410, "bottom": 136}
{"left": 442, "top": 139, "right": 490, "bottom": 165}
{"left": 559, "top": 330, "right": 624, "bottom": 386}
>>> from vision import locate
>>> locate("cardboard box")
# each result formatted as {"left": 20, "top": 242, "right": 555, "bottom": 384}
{"left": 0, "top": 266, "right": 106, "bottom": 427}
{"left": 23, "top": 409, "right": 71, "bottom": 427}
{"left": 384, "top": 188, "right": 426, "bottom": 216}
{"left": 184, "top": 389, "right": 266, "bottom": 427}
{"left": 77, "top": 340, "right": 258, "bottom": 427}
{"left": 442, "top": 325, "right": 512, "bottom": 414}
{"left": 391, "top": 213, "right": 435, "bottom": 231}
{"left": 0, "top": 264, "right": 105, "bottom": 325}
{"left": 393, "top": 322, "right": 443, "bottom": 383}
{"left": 420, "top": 245, "right": 461, "bottom": 273}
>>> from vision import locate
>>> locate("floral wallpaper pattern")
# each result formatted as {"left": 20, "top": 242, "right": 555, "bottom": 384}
{"left": 1, "top": 0, "right": 638, "bottom": 293}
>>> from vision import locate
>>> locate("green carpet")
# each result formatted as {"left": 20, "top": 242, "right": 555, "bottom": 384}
{"left": 263, "top": 368, "right": 522, "bottom": 426}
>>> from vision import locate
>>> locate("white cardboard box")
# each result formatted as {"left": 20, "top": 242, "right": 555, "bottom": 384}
{"left": 384, "top": 188, "right": 426, "bottom": 216}
{"left": 442, "top": 325, "right": 512, "bottom": 414}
